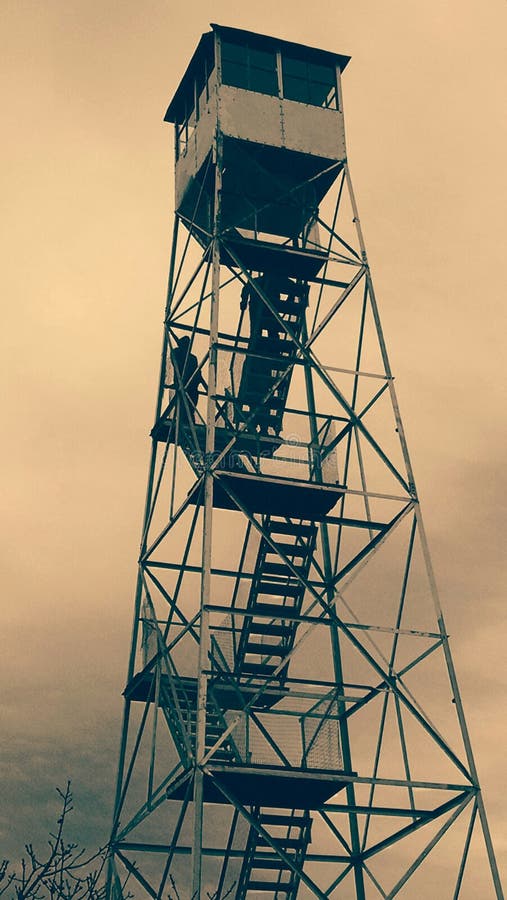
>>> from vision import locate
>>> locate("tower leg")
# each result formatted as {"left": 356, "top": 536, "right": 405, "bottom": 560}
{"left": 191, "top": 137, "right": 223, "bottom": 900}
{"left": 303, "top": 319, "right": 366, "bottom": 898}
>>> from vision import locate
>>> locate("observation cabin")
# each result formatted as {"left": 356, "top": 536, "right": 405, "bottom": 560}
{"left": 164, "top": 24, "right": 350, "bottom": 278}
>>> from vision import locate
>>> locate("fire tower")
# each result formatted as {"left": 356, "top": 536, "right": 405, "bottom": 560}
{"left": 107, "top": 25, "right": 503, "bottom": 900}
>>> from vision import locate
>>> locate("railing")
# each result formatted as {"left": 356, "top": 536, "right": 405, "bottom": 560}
{"left": 206, "top": 698, "right": 343, "bottom": 772}
{"left": 300, "top": 689, "right": 343, "bottom": 770}
{"left": 209, "top": 634, "right": 343, "bottom": 772}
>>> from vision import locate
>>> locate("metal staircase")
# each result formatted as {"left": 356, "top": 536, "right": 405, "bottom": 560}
{"left": 236, "top": 809, "right": 312, "bottom": 899}
{"left": 234, "top": 278, "right": 308, "bottom": 437}
{"left": 235, "top": 518, "right": 317, "bottom": 687}
{"left": 125, "top": 671, "right": 242, "bottom": 768}
{"left": 169, "top": 677, "right": 240, "bottom": 765}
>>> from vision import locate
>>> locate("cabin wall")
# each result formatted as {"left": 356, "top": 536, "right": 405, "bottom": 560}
{"left": 218, "top": 85, "right": 346, "bottom": 160}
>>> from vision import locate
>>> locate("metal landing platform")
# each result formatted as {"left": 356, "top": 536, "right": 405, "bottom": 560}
{"left": 221, "top": 236, "right": 328, "bottom": 279}
{"left": 167, "top": 762, "right": 350, "bottom": 808}
{"left": 124, "top": 671, "right": 287, "bottom": 711}
{"left": 189, "top": 471, "right": 344, "bottom": 517}
{"left": 151, "top": 419, "right": 281, "bottom": 460}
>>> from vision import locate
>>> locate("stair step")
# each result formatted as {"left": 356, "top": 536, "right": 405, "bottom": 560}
{"left": 264, "top": 541, "right": 310, "bottom": 559}
{"left": 255, "top": 364, "right": 291, "bottom": 377}
{"left": 259, "top": 813, "right": 311, "bottom": 827}
{"left": 187, "top": 714, "right": 222, "bottom": 725}
{"left": 174, "top": 685, "right": 197, "bottom": 699}
{"left": 249, "top": 622, "right": 293, "bottom": 637}
{"left": 257, "top": 581, "right": 302, "bottom": 598}
{"left": 240, "top": 393, "right": 286, "bottom": 409}
{"left": 251, "top": 857, "right": 292, "bottom": 870}
{"left": 255, "top": 335, "right": 298, "bottom": 352}
{"left": 258, "top": 836, "right": 306, "bottom": 849}
{"left": 246, "top": 881, "right": 292, "bottom": 893}
{"left": 262, "top": 290, "right": 307, "bottom": 307}
{"left": 267, "top": 521, "right": 316, "bottom": 537}
{"left": 255, "top": 331, "right": 298, "bottom": 345}
{"left": 272, "top": 299, "right": 307, "bottom": 317}
{"left": 177, "top": 699, "right": 222, "bottom": 719}
{"left": 239, "top": 386, "right": 284, "bottom": 404}
{"left": 204, "top": 736, "right": 232, "bottom": 747}
{"left": 189, "top": 726, "right": 227, "bottom": 738}
{"left": 246, "top": 642, "right": 287, "bottom": 656}
{"left": 241, "top": 662, "right": 280, "bottom": 676}
{"left": 209, "top": 749, "right": 234, "bottom": 760}
{"left": 174, "top": 692, "right": 197, "bottom": 704}
{"left": 248, "top": 602, "right": 298, "bottom": 617}
{"left": 262, "top": 561, "right": 304, "bottom": 578}
{"left": 241, "top": 370, "right": 287, "bottom": 388}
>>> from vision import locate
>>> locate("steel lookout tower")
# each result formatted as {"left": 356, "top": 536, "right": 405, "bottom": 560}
{"left": 107, "top": 25, "right": 503, "bottom": 900}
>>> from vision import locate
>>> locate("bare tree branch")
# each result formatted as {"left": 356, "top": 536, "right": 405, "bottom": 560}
{"left": 0, "top": 785, "right": 107, "bottom": 900}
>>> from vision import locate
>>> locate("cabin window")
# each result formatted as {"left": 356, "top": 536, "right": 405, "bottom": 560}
{"left": 195, "top": 68, "right": 206, "bottom": 122}
{"left": 175, "top": 51, "right": 215, "bottom": 159}
{"left": 176, "top": 94, "right": 196, "bottom": 159}
{"left": 195, "top": 52, "right": 214, "bottom": 122}
{"left": 221, "top": 39, "right": 278, "bottom": 97}
{"left": 249, "top": 47, "right": 278, "bottom": 96}
{"left": 281, "top": 55, "right": 338, "bottom": 109}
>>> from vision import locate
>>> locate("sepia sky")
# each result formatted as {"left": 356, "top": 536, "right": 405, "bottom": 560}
{"left": 1, "top": 0, "right": 506, "bottom": 886}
